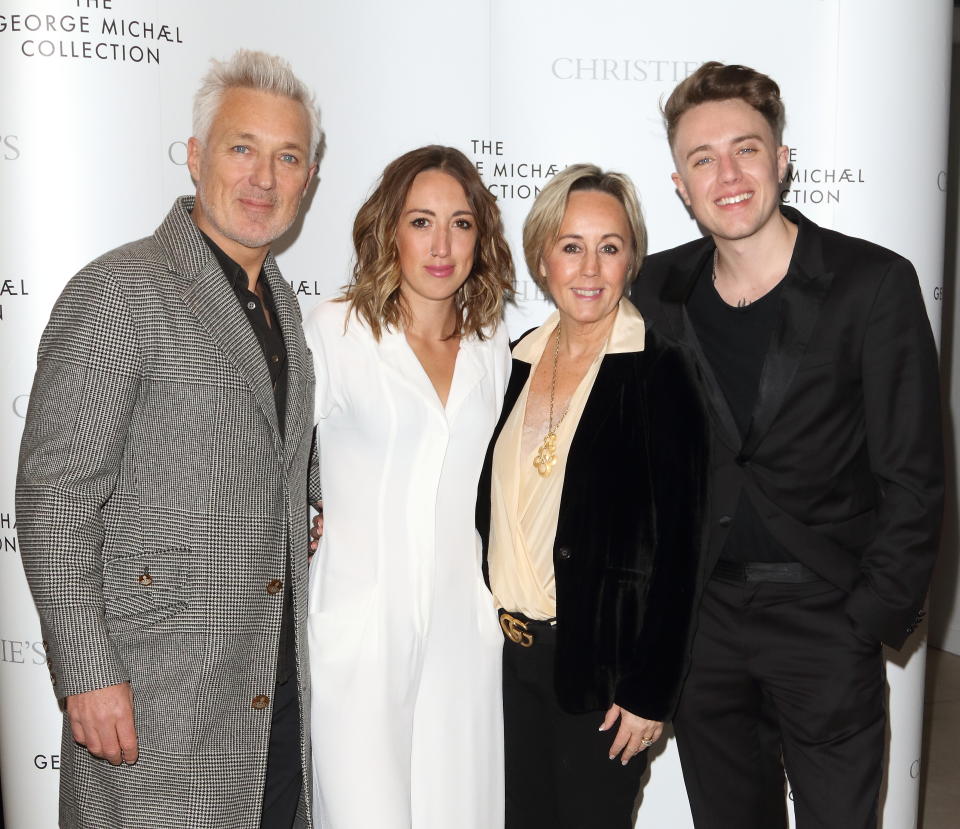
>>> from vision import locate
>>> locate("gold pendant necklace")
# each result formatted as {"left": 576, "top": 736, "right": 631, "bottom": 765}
{"left": 533, "top": 325, "right": 564, "bottom": 477}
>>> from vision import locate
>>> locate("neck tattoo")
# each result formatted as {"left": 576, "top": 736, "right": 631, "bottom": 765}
{"left": 713, "top": 248, "right": 752, "bottom": 308}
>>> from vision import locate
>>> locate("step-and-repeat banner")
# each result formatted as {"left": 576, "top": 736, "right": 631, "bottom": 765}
{"left": 1, "top": 1, "right": 952, "bottom": 826}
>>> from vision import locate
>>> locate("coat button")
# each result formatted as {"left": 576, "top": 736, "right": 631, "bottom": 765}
{"left": 266, "top": 579, "right": 283, "bottom": 596}
{"left": 252, "top": 695, "right": 270, "bottom": 710}
{"left": 718, "top": 515, "right": 732, "bottom": 528}
{"left": 557, "top": 546, "right": 572, "bottom": 560}
{"left": 138, "top": 573, "right": 153, "bottom": 586}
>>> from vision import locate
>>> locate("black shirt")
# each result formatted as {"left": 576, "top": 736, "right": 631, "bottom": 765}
{"left": 200, "top": 232, "right": 289, "bottom": 432}
{"left": 687, "top": 255, "right": 795, "bottom": 564}
{"left": 199, "top": 231, "right": 296, "bottom": 684}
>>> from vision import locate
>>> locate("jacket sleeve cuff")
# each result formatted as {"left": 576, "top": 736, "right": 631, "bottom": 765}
{"left": 844, "top": 580, "right": 923, "bottom": 650}
{"left": 40, "top": 606, "right": 129, "bottom": 699}
{"left": 614, "top": 671, "right": 677, "bottom": 723}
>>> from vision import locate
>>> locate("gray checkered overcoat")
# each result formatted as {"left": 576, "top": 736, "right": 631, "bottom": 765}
{"left": 16, "top": 196, "right": 315, "bottom": 829}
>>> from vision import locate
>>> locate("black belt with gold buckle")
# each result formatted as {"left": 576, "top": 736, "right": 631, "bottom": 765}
{"left": 498, "top": 610, "right": 556, "bottom": 647}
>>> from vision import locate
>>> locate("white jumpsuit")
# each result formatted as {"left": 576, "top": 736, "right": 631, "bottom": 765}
{"left": 304, "top": 299, "right": 508, "bottom": 828}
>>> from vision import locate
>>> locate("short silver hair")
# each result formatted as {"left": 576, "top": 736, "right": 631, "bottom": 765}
{"left": 192, "top": 49, "right": 324, "bottom": 165}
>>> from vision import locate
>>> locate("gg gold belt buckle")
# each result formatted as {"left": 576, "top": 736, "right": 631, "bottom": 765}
{"left": 500, "top": 612, "right": 534, "bottom": 647}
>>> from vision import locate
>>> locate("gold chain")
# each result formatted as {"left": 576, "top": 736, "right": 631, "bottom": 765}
{"left": 533, "top": 325, "right": 564, "bottom": 477}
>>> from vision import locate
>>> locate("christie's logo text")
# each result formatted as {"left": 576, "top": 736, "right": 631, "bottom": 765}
{"left": 1, "top": 134, "right": 19, "bottom": 160}
{"left": 552, "top": 58, "right": 701, "bottom": 83}
{"left": 1, "top": 638, "right": 46, "bottom": 665}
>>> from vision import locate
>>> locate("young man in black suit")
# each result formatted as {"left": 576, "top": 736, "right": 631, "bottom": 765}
{"left": 631, "top": 61, "right": 944, "bottom": 829}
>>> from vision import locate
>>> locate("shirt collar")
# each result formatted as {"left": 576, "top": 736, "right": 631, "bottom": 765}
{"left": 513, "top": 296, "right": 645, "bottom": 364}
{"left": 197, "top": 229, "right": 269, "bottom": 298}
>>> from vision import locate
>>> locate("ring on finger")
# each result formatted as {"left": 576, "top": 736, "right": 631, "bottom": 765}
{"left": 640, "top": 738, "right": 654, "bottom": 747}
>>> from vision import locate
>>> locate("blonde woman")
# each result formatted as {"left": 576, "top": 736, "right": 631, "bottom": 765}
{"left": 303, "top": 146, "right": 515, "bottom": 828}
{"left": 477, "top": 165, "right": 709, "bottom": 828}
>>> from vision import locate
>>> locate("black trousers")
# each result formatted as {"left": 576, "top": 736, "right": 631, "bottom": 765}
{"left": 259, "top": 675, "right": 302, "bottom": 829}
{"left": 674, "top": 575, "right": 886, "bottom": 829}
{"left": 502, "top": 619, "right": 646, "bottom": 829}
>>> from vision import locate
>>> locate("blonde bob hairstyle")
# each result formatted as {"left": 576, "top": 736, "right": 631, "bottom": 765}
{"left": 342, "top": 145, "right": 515, "bottom": 341}
{"left": 522, "top": 164, "right": 647, "bottom": 296}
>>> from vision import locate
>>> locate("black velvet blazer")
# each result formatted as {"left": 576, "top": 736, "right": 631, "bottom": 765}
{"left": 476, "top": 323, "right": 709, "bottom": 720}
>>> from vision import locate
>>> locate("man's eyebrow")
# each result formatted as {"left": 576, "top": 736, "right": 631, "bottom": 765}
{"left": 227, "top": 131, "right": 307, "bottom": 151}
{"left": 685, "top": 133, "right": 764, "bottom": 160}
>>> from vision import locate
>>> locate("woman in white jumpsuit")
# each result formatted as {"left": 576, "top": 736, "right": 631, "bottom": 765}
{"left": 303, "top": 146, "right": 515, "bottom": 828}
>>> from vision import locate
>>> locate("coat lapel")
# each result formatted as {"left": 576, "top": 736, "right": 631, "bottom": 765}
{"left": 477, "top": 357, "right": 530, "bottom": 575}
{"left": 495, "top": 359, "right": 531, "bottom": 448}
{"left": 182, "top": 261, "right": 283, "bottom": 445}
{"left": 156, "top": 197, "right": 283, "bottom": 453}
{"left": 740, "top": 213, "right": 834, "bottom": 459}
{"left": 681, "top": 309, "right": 742, "bottom": 454}
{"left": 659, "top": 244, "right": 741, "bottom": 453}
{"left": 262, "top": 257, "right": 311, "bottom": 464}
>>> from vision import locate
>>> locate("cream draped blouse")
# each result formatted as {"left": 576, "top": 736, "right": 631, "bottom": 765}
{"left": 488, "top": 299, "right": 646, "bottom": 620}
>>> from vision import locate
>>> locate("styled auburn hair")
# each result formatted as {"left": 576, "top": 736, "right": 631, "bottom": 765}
{"left": 342, "top": 145, "right": 515, "bottom": 340}
{"left": 522, "top": 164, "right": 647, "bottom": 294}
{"left": 663, "top": 61, "right": 785, "bottom": 148}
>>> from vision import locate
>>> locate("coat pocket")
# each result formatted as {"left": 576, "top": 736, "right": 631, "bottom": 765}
{"left": 103, "top": 547, "right": 189, "bottom": 635}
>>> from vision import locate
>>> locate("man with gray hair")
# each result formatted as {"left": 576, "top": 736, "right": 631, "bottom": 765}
{"left": 17, "top": 50, "right": 322, "bottom": 829}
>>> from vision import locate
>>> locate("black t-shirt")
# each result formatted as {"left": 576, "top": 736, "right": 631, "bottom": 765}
{"left": 687, "top": 256, "right": 795, "bottom": 563}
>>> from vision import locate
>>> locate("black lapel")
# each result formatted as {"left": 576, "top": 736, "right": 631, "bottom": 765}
{"left": 657, "top": 244, "right": 707, "bottom": 342}
{"left": 740, "top": 211, "right": 834, "bottom": 459}
{"left": 556, "top": 354, "right": 636, "bottom": 537}
{"left": 564, "top": 353, "right": 632, "bottom": 464}
{"left": 659, "top": 241, "right": 742, "bottom": 453}
{"left": 496, "top": 360, "right": 530, "bottom": 451}
{"left": 476, "top": 358, "right": 531, "bottom": 581}
{"left": 681, "top": 308, "right": 742, "bottom": 454}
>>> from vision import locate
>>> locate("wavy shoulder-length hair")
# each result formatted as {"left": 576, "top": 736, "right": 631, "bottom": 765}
{"left": 342, "top": 145, "right": 515, "bottom": 340}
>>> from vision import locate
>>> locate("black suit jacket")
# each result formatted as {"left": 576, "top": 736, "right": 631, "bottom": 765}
{"left": 477, "top": 324, "right": 709, "bottom": 720}
{"left": 631, "top": 206, "right": 944, "bottom": 649}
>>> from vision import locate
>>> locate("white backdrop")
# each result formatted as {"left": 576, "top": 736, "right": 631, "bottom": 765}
{"left": 1, "top": 1, "right": 952, "bottom": 826}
